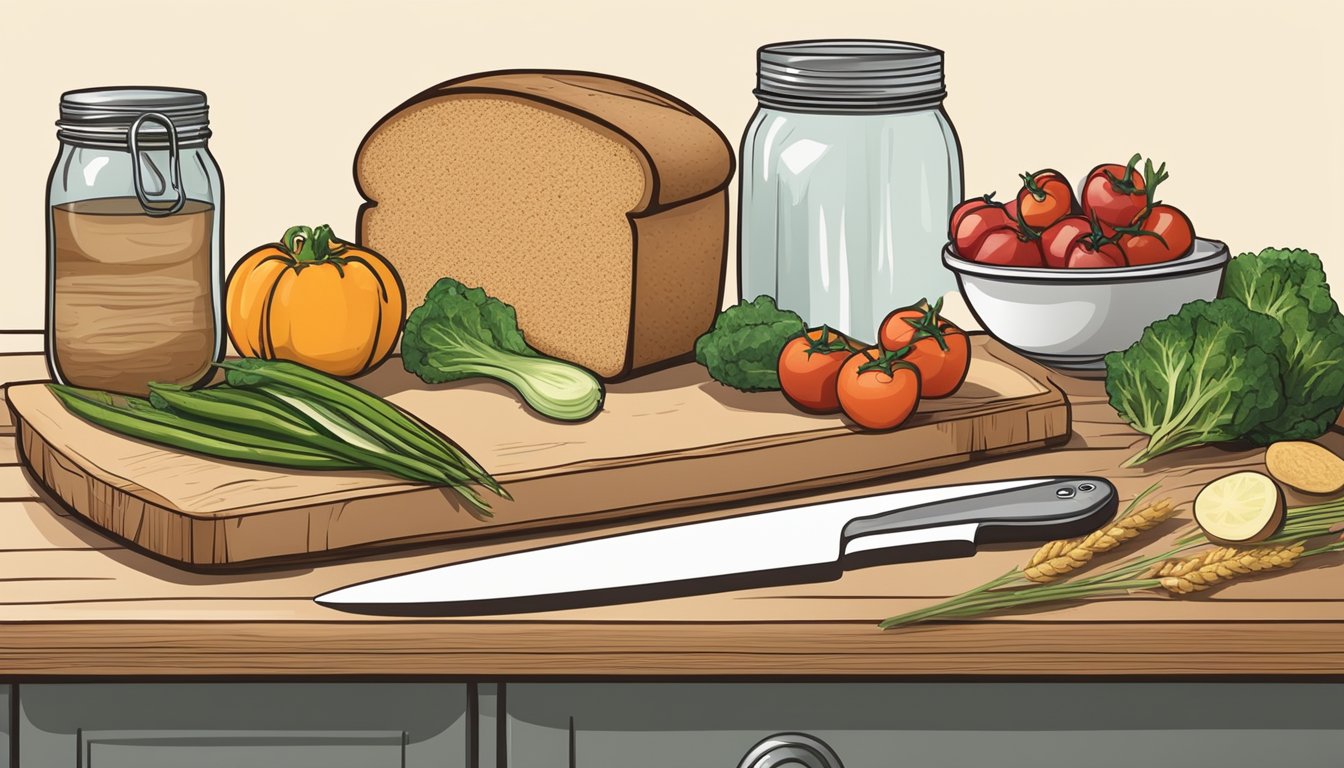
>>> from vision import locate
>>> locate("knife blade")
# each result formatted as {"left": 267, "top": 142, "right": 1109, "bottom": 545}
{"left": 315, "top": 476, "right": 1117, "bottom": 615}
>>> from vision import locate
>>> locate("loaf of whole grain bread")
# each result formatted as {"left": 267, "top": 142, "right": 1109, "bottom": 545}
{"left": 355, "top": 70, "right": 734, "bottom": 380}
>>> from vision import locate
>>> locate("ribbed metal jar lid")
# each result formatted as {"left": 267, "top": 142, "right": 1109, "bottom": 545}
{"left": 755, "top": 40, "right": 946, "bottom": 113}
{"left": 57, "top": 87, "right": 211, "bottom": 148}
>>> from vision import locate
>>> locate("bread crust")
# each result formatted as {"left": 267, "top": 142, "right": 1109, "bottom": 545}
{"left": 355, "top": 69, "right": 735, "bottom": 213}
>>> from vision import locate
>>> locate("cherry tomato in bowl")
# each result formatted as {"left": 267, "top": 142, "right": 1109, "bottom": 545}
{"left": 973, "top": 229, "right": 1044, "bottom": 267}
{"left": 950, "top": 195, "right": 1012, "bottom": 257}
{"left": 836, "top": 347, "right": 921, "bottom": 431}
{"left": 777, "top": 326, "right": 858, "bottom": 414}
{"left": 1118, "top": 204, "right": 1195, "bottom": 266}
{"left": 1081, "top": 154, "right": 1167, "bottom": 234}
{"left": 1066, "top": 242, "right": 1127, "bottom": 269}
{"left": 1040, "top": 215, "right": 1127, "bottom": 268}
{"left": 1040, "top": 216, "right": 1092, "bottom": 269}
{"left": 1016, "top": 169, "right": 1076, "bottom": 230}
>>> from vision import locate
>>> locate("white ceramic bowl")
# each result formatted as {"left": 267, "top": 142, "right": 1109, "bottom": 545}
{"left": 943, "top": 238, "right": 1230, "bottom": 371}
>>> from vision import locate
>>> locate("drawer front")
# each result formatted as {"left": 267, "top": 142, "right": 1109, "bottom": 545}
{"left": 504, "top": 682, "right": 1344, "bottom": 768}
{"left": 19, "top": 683, "right": 467, "bottom": 768}
{"left": 78, "top": 730, "right": 407, "bottom": 768}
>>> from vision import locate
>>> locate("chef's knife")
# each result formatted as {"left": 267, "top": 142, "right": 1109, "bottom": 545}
{"left": 316, "top": 477, "right": 1116, "bottom": 615}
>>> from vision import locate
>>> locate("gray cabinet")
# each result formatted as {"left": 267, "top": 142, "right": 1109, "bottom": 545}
{"left": 17, "top": 683, "right": 467, "bottom": 768}
{"left": 2, "top": 685, "right": 10, "bottom": 768}
{"left": 9, "top": 681, "right": 1344, "bottom": 767}
{"left": 502, "top": 682, "right": 1344, "bottom": 768}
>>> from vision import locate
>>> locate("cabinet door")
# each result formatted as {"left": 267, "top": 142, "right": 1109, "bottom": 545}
{"left": 503, "top": 682, "right": 1344, "bottom": 768}
{"left": 1, "top": 685, "right": 10, "bottom": 768}
{"left": 18, "top": 683, "right": 467, "bottom": 768}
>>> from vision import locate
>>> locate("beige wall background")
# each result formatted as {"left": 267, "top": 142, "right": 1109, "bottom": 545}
{"left": 1, "top": 0, "right": 1339, "bottom": 332}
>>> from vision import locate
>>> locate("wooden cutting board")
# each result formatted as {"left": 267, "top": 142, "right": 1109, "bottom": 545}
{"left": 7, "top": 335, "right": 1069, "bottom": 569}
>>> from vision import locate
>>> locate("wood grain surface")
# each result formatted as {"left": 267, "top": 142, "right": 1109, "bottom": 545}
{"left": 5, "top": 336, "right": 1067, "bottom": 567}
{"left": 2, "top": 351, "right": 1343, "bottom": 677}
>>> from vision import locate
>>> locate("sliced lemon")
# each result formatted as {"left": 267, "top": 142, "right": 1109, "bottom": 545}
{"left": 1194, "top": 471, "right": 1285, "bottom": 544}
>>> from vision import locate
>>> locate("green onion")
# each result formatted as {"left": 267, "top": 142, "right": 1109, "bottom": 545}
{"left": 257, "top": 385, "right": 464, "bottom": 487}
{"left": 216, "top": 359, "right": 503, "bottom": 496}
{"left": 46, "top": 358, "right": 504, "bottom": 517}
{"left": 147, "top": 384, "right": 327, "bottom": 446}
{"left": 147, "top": 383, "right": 472, "bottom": 496}
{"left": 50, "top": 384, "right": 358, "bottom": 471}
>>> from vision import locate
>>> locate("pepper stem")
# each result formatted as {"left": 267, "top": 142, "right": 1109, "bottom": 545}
{"left": 282, "top": 224, "right": 347, "bottom": 262}
{"left": 281, "top": 225, "right": 316, "bottom": 261}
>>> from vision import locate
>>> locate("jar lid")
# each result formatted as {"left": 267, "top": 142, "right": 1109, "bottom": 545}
{"left": 57, "top": 87, "right": 211, "bottom": 148}
{"left": 755, "top": 40, "right": 946, "bottom": 113}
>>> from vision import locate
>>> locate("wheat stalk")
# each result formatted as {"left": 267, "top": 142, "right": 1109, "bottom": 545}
{"left": 880, "top": 493, "right": 1344, "bottom": 630}
{"left": 1023, "top": 499, "right": 1177, "bottom": 582}
{"left": 1152, "top": 542, "right": 1305, "bottom": 595}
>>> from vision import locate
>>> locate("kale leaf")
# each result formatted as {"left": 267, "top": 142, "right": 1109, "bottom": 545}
{"left": 694, "top": 296, "right": 805, "bottom": 391}
{"left": 1106, "top": 299, "right": 1286, "bottom": 466}
{"left": 1223, "top": 247, "right": 1344, "bottom": 443}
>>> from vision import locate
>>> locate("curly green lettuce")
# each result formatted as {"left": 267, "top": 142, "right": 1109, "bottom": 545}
{"left": 1106, "top": 299, "right": 1286, "bottom": 467}
{"left": 694, "top": 296, "right": 805, "bottom": 391}
{"left": 1223, "top": 247, "right": 1344, "bottom": 443}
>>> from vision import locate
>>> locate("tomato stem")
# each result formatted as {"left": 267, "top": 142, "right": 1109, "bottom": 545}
{"left": 1020, "top": 171, "right": 1048, "bottom": 202}
{"left": 1085, "top": 211, "right": 1123, "bottom": 248}
{"left": 1141, "top": 158, "right": 1169, "bottom": 209}
{"left": 1113, "top": 220, "right": 1169, "bottom": 247}
{"left": 1102, "top": 153, "right": 1144, "bottom": 195}
{"left": 899, "top": 297, "right": 952, "bottom": 352}
{"left": 856, "top": 347, "right": 909, "bottom": 377}
{"left": 1010, "top": 205, "right": 1043, "bottom": 240}
{"left": 800, "top": 325, "right": 854, "bottom": 358}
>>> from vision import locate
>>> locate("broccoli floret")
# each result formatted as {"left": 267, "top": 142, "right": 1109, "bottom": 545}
{"left": 1224, "top": 247, "right": 1344, "bottom": 443}
{"left": 694, "top": 296, "right": 805, "bottom": 391}
{"left": 1106, "top": 299, "right": 1285, "bottom": 466}
{"left": 401, "top": 278, "right": 604, "bottom": 422}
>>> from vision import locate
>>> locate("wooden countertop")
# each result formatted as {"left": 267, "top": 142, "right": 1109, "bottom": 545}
{"left": 2, "top": 350, "right": 1342, "bottom": 678}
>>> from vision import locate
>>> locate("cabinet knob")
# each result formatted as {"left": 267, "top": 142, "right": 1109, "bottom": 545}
{"left": 737, "top": 732, "right": 845, "bottom": 768}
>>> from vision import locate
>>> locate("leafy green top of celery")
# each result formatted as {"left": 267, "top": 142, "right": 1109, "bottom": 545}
{"left": 400, "top": 278, "right": 604, "bottom": 422}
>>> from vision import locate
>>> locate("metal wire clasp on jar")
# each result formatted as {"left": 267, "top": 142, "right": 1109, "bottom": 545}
{"left": 46, "top": 87, "right": 225, "bottom": 396}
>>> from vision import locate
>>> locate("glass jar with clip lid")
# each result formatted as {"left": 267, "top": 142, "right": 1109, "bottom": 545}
{"left": 46, "top": 86, "right": 224, "bottom": 396}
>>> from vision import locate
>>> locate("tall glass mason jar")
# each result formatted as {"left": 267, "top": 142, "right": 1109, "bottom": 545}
{"left": 739, "top": 40, "right": 963, "bottom": 342}
{"left": 46, "top": 87, "right": 224, "bottom": 396}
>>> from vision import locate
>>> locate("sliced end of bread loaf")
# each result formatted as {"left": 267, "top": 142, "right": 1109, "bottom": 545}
{"left": 358, "top": 95, "right": 649, "bottom": 378}
{"left": 356, "top": 71, "right": 733, "bottom": 381}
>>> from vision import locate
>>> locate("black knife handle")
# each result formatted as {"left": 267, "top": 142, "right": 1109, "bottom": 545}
{"left": 841, "top": 478, "right": 1118, "bottom": 555}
